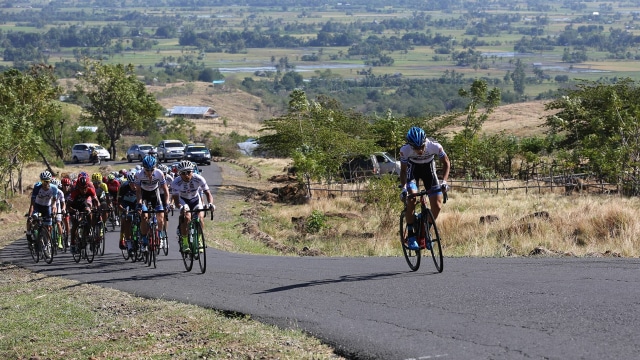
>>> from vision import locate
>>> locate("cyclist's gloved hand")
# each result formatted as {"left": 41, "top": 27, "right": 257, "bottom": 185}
{"left": 169, "top": 203, "right": 175, "bottom": 210}
{"left": 440, "top": 180, "right": 450, "bottom": 192}
{"left": 208, "top": 203, "right": 216, "bottom": 211}
{"left": 136, "top": 203, "right": 143, "bottom": 211}
{"left": 400, "top": 186, "right": 407, "bottom": 201}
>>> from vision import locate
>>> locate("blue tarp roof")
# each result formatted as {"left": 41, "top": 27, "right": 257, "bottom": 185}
{"left": 169, "top": 106, "right": 211, "bottom": 115}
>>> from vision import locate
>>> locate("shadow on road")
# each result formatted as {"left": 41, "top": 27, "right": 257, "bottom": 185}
{"left": 255, "top": 270, "right": 411, "bottom": 294}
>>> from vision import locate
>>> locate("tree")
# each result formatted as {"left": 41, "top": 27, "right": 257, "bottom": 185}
{"left": 544, "top": 78, "right": 640, "bottom": 194}
{"left": 0, "top": 65, "right": 62, "bottom": 193}
{"left": 37, "top": 107, "right": 72, "bottom": 160}
{"left": 259, "top": 90, "right": 377, "bottom": 182}
{"left": 76, "top": 60, "right": 163, "bottom": 160}
{"left": 198, "top": 68, "right": 224, "bottom": 83}
{"left": 451, "top": 79, "right": 501, "bottom": 177}
{"left": 511, "top": 59, "right": 526, "bottom": 96}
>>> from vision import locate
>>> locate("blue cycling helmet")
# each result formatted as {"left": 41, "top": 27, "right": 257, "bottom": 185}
{"left": 141, "top": 155, "right": 157, "bottom": 170}
{"left": 406, "top": 126, "right": 426, "bottom": 148}
{"left": 127, "top": 173, "right": 136, "bottom": 183}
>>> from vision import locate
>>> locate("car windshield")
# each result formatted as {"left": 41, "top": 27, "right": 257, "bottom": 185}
{"left": 188, "top": 146, "right": 207, "bottom": 152}
{"left": 139, "top": 145, "right": 152, "bottom": 150}
{"left": 166, "top": 143, "right": 183, "bottom": 148}
{"left": 95, "top": 145, "right": 105, "bottom": 150}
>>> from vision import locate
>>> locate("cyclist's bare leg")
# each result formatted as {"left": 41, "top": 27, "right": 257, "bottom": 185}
{"left": 180, "top": 210, "right": 191, "bottom": 237}
{"left": 404, "top": 190, "right": 418, "bottom": 226}
{"left": 429, "top": 193, "right": 444, "bottom": 221}
{"left": 157, "top": 212, "right": 165, "bottom": 234}
{"left": 140, "top": 213, "right": 149, "bottom": 237}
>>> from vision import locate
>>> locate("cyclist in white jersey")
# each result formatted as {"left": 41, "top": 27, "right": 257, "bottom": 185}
{"left": 26, "top": 171, "right": 59, "bottom": 245}
{"left": 51, "top": 178, "right": 66, "bottom": 249}
{"left": 170, "top": 160, "right": 215, "bottom": 253}
{"left": 399, "top": 126, "right": 450, "bottom": 250}
{"left": 134, "top": 155, "right": 170, "bottom": 252}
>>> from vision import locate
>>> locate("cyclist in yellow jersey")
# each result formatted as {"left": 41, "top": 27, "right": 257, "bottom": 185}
{"left": 91, "top": 173, "right": 110, "bottom": 229}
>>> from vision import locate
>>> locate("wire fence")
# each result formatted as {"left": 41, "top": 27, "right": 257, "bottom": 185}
{"left": 304, "top": 173, "right": 619, "bottom": 199}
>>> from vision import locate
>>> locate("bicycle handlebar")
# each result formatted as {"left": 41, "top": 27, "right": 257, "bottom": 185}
{"left": 406, "top": 189, "right": 448, "bottom": 204}
{"left": 183, "top": 207, "right": 214, "bottom": 221}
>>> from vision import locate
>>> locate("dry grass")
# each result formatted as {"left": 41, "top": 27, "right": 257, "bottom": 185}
{"left": 248, "top": 178, "right": 640, "bottom": 259}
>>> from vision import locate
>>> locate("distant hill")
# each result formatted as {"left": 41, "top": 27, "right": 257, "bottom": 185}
{"left": 444, "top": 100, "right": 553, "bottom": 138}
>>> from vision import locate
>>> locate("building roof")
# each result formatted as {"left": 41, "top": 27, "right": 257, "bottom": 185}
{"left": 169, "top": 106, "right": 212, "bottom": 115}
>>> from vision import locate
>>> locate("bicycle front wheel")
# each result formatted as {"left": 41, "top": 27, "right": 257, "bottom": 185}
{"left": 99, "top": 224, "right": 106, "bottom": 256}
{"left": 29, "top": 231, "right": 40, "bottom": 263}
{"left": 181, "top": 230, "right": 194, "bottom": 272}
{"left": 424, "top": 209, "right": 443, "bottom": 273}
{"left": 399, "top": 210, "right": 421, "bottom": 271}
{"left": 41, "top": 229, "right": 53, "bottom": 264}
{"left": 195, "top": 222, "right": 206, "bottom": 274}
{"left": 85, "top": 227, "right": 95, "bottom": 264}
{"left": 71, "top": 229, "right": 81, "bottom": 263}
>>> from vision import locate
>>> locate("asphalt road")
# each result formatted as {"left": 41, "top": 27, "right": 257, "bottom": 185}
{"left": 4, "top": 162, "right": 640, "bottom": 359}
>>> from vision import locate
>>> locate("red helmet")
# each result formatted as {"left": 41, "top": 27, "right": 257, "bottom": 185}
{"left": 61, "top": 177, "right": 71, "bottom": 186}
{"left": 76, "top": 176, "right": 88, "bottom": 188}
{"left": 119, "top": 169, "right": 128, "bottom": 176}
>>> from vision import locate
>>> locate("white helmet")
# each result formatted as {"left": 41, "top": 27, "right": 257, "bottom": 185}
{"left": 176, "top": 160, "right": 195, "bottom": 173}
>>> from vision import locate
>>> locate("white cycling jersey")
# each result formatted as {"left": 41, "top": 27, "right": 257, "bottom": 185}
{"left": 55, "top": 188, "right": 65, "bottom": 208}
{"left": 161, "top": 173, "right": 174, "bottom": 195}
{"left": 171, "top": 173, "right": 209, "bottom": 200}
{"left": 399, "top": 139, "right": 446, "bottom": 165}
{"left": 134, "top": 168, "right": 166, "bottom": 192}
{"left": 31, "top": 183, "right": 59, "bottom": 207}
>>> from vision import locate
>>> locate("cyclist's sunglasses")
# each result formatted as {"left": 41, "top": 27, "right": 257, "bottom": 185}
{"left": 412, "top": 143, "right": 425, "bottom": 151}
{"left": 180, "top": 170, "right": 193, "bottom": 175}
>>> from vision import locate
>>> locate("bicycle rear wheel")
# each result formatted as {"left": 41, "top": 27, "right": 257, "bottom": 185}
{"left": 195, "top": 222, "right": 206, "bottom": 274}
{"left": 161, "top": 229, "right": 169, "bottom": 256}
{"left": 399, "top": 210, "right": 421, "bottom": 271}
{"left": 121, "top": 244, "right": 130, "bottom": 260}
{"left": 424, "top": 209, "right": 443, "bottom": 273}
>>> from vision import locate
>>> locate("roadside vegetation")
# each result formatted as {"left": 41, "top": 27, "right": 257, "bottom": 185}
{"left": 3, "top": 0, "right": 640, "bottom": 357}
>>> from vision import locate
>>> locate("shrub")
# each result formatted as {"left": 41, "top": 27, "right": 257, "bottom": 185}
{"left": 306, "top": 210, "right": 328, "bottom": 233}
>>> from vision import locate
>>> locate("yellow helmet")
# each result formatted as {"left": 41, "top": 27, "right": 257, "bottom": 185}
{"left": 91, "top": 172, "right": 102, "bottom": 182}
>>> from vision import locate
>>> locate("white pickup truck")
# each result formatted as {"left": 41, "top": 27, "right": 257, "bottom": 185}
{"left": 157, "top": 140, "right": 185, "bottom": 163}
{"left": 374, "top": 152, "right": 401, "bottom": 175}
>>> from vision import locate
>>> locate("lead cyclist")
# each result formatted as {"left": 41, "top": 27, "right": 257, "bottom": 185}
{"left": 169, "top": 160, "right": 215, "bottom": 253}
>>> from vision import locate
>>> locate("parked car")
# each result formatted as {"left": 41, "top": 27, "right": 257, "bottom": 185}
{"left": 183, "top": 143, "right": 212, "bottom": 165}
{"left": 374, "top": 152, "right": 401, "bottom": 175}
{"left": 71, "top": 143, "right": 111, "bottom": 163}
{"left": 237, "top": 138, "right": 259, "bottom": 156}
{"left": 126, "top": 144, "right": 156, "bottom": 163}
{"left": 157, "top": 140, "right": 185, "bottom": 162}
{"left": 340, "top": 154, "right": 380, "bottom": 181}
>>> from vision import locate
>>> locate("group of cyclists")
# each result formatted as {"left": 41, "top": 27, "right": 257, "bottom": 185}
{"left": 26, "top": 126, "right": 450, "bottom": 265}
{"left": 26, "top": 153, "right": 216, "bottom": 261}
